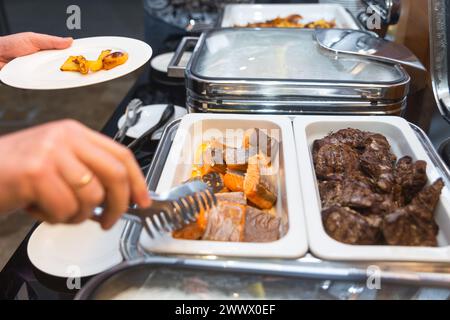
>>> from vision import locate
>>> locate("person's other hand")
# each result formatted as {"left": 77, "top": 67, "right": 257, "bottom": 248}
{"left": 0, "top": 120, "right": 151, "bottom": 229}
{"left": 0, "top": 32, "right": 73, "bottom": 69}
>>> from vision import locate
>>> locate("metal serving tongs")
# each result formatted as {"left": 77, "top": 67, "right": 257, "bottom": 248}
{"left": 314, "top": 29, "right": 426, "bottom": 72}
{"left": 94, "top": 180, "right": 217, "bottom": 238}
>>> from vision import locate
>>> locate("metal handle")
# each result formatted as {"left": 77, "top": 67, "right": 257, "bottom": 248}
{"left": 167, "top": 36, "right": 199, "bottom": 78}
{"left": 409, "top": 123, "right": 450, "bottom": 187}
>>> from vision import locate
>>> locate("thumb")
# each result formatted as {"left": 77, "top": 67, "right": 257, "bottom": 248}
{"left": 30, "top": 33, "right": 73, "bottom": 50}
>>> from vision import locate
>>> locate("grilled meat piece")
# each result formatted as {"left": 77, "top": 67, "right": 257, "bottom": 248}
{"left": 360, "top": 134, "right": 396, "bottom": 193}
{"left": 362, "top": 193, "right": 398, "bottom": 216}
{"left": 314, "top": 128, "right": 368, "bottom": 153}
{"left": 243, "top": 206, "right": 280, "bottom": 242}
{"left": 407, "top": 178, "right": 444, "bottom": 221}
{"left": 382, "top": 179, "right": 444, "bottom": 246}
{"left": 394, "top": 156, "right": 428, "bottom": 205}
{"left": 383, "top": 210, "right": 439, "bottom": 246}
{"left": 242, "top": 128, "right": 278, "bottom": 161}
{"left": 224, "top": 147, "right": 249, "bottom": 172}
{"left": 319, "top": 179, "right": 375, "bottom": 209}
{"left": 202, "top": 202, "right": 246, "bottom": 242}
{"left": 322, "top": 206, "right": 382, "bottom": 245}
{"left": 244, "top": 154, "right": 278, "bottom": 209}
{"left": 313, "top": 142, "right": 360, "bottom": 180}
{"left": 315, "top": 128, "right": 443, "bottom": 247}
{"left": 223, "top": 169, "right": 245, "bottom": 192}
{"left": 215, "top": 192, "right": 246, "bottom": 205}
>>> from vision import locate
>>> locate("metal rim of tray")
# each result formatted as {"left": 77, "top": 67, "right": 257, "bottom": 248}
{"left": 118, "top": 118, "right": 450, "bottom": 288}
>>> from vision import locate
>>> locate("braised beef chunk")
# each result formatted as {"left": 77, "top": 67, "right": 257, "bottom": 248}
{"left": 319, "top": 179, "right": 375, "bottom": 209}
{"left": 362, "top": 193, "right": 397, "bottom": 216}
{"left": 383, "top": 211, "right": 439, "bottom": 247}
{"left": 321, "top": 128, "right": 368, "bottom": 150}
{"left": 406, "top": 179, "right": 444, "bottom": 221}
{"left": 394, "top": 156, "right": 428, "bottom": 205}
{"left": 243, "top": 207, "right": 280, "bottom": 242}
{"left": 382, "top": 180, "right": 443, "bottom": 247}
{"left": 315, "top": 128, "right": 444, "bottom": 247}
{"left": 313, "top": 143, "right": 360, "bottom": 180}
{"left": 359, "top": 134, "right": 396, "bottom": 193}
{"left": 322, "top": 206, "right": 382, "bottom": 245}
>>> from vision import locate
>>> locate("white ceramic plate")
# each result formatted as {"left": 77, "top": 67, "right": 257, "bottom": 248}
{"left": 139, "top": 113, "right": 308, "bottom": 259}
{"left": 221, "top": 3, "right": 360, "bottom": 29}
{"left": 0, "top": 36, "right": 152, "bottom": 90}
{"left": 293, "top": 115, "right": 450, "bottom": 262}
{"left": 27, "top": 219, "right": 126, "bottom": 278}
{"left": 117, "top": 104, "right": 186, "bottom": 140}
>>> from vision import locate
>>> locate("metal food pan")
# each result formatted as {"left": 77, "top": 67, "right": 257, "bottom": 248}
{"left": 294, "top": 115, "right": 450, "bottom": 262}
{"left": 218, "top": 3, "right": 361, "bottom": 29}
{"left": 117, "top": 116, "right": 450, "bottom": 287}
{"left": 138, "top": 114, "right": 308, "bottom": 259}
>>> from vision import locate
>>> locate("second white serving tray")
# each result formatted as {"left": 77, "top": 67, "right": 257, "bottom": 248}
{"left": 293, "top": 115, "right": 450, "bottom": 262}
{"left": 220, "top": 3, "right": 360, "bottom": 29}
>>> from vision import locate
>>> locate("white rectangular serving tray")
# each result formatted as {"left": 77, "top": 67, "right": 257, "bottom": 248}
{"left": 220, "top": 3, "right": 360, "bottom": 30}
{"left": 293, "top": 115, "right": 450, "bottom": 263}
{"left": 139, "top": 114, "right": 308, "bottom": 259}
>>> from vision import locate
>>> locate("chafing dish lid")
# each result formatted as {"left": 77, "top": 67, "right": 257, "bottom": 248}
{"left": 191, "top": 28, "right": 407, "bottom": 84}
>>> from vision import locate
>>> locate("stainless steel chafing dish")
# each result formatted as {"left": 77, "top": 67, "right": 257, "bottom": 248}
{"left": 168, "top": 28, "right": 410, "bottom": 115}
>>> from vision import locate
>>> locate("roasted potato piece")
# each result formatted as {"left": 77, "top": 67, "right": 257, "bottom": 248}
{"left": 102, "top": 51, "right": 129, "bottom": 70}
{"left": 74, "top": 55, "right": 89, "bottom": 74}
{"left": 60, "top": 56, "right": 81, "bottom": 72}
{"left": 87, "top": 49, "right": 111, "bottom": 72}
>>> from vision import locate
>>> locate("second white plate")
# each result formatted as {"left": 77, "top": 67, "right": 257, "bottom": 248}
{"left": 117, "top": 104, "right": 186, "bottom": 140}
{"left": 27, "top": 219, "right": 126, "bottom": 278}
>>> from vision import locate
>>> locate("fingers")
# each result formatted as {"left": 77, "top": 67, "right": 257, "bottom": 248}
{"left": 82, "top": 130, "right": 151, "bottom": 208}
{"left": 72, "top": 142, "right": 132, "bottom": 229}
{"left": 55, "top": 151, "right": 105, "bottom": 224}
{"left": 27, "top": 170, "right": 79, "bottom": 224}
{"left": 29, "top": 33, "right": 73, "bottom": 50}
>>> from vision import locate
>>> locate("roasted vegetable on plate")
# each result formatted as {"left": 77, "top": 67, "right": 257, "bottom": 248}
{"left": 60, "top": 49, "right": 128, "bottom": 74}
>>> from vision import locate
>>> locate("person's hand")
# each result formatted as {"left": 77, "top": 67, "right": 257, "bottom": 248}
{"left": 0, "top": 120, "right": 151, "bottom": 229}
{"left": 0, "top": 32, "right": 73, "bottom": 69}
